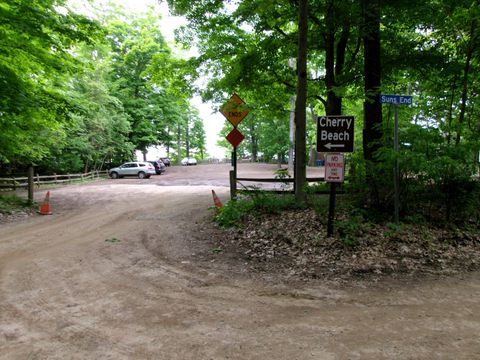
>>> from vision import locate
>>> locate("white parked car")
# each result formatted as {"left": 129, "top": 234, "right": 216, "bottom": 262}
{"left": 109, "top": 162, "right": 156, "bottom": 179}
{"left": 181, "top": 157, "right": 197, "bottom": 166}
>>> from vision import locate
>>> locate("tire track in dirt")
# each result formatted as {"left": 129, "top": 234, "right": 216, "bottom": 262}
{"left": 1, "top": 172, "right": 479, "bottom": 359}
{"left": 0, "top": 184, "right": 240, "bottom": 358}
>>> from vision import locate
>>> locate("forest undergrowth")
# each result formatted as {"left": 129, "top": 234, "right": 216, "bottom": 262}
{"left": 211, "top": 191, "right": 480, "bottom": 281}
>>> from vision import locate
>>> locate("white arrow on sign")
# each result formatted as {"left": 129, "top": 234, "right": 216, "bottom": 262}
{"left": 325, "top": 143, "right": 345, "bottom": 149}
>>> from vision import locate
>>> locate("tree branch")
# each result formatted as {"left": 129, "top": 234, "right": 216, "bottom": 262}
{"left": 272, "top": 70, "right": 296, "bottom": 90}
{"left": 335, "top": 23, "right": 350, "bottom": 78}
{"left": 346, "top": 35, "right": 362, "bottom": 70}
{"left": 312, "top": 94, "right": 327, "bottom": 107}
{"left": 273, "top": 25, "right": 290, "bottom": 39}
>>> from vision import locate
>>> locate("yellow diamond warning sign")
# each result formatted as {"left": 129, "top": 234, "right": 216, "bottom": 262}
{"left": 220, "top": 93, "right": 249, "bottom": 127}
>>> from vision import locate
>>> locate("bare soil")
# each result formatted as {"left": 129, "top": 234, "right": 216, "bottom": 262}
{"left": 1, "top": 164, "right": 479, "bottom": 359}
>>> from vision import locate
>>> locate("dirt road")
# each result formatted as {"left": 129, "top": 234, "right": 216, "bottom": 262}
{"left": 1, "top": 164, "right": 479, "bottom": 359}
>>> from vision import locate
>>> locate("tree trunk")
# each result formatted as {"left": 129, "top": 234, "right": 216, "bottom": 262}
{"left": 166, "top": 126, "right": 171, "bottom": 156}
{"left": 288, "top": 96, "right": 295, "bottom": 173}
{"left": 324, "top": 0, "right": 349, "bottom": 117}
{"left": 362, "top": 0, "right": 383, "bottom": 207}
{"left": 250, "top": 122, "right": 258, "bottom": 162}
{"left": 185, "top": 118, "right": 190, "bottom": 158}
{"left": 177, "top": 123, "right": 182, "bottom": 165}
{"left": 362, "top": 0, "right": 382, "bottom": 162}
{"left": 446, "top": 75, "right": 458, "bottom": 145}
{"left": 325, "top": 29, "right": 342, "bottom": 116}
{"left": 294, "top": 0, "right": 308, "bottom": 203}
{"left": 455, "top": 18, "right": 476, "bottom": 145}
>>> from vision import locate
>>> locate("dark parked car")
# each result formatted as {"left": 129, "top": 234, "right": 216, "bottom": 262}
{"left": 160, "top": 157, "right": 171, "bottom": 167}
{"left": 148, "top": 160, "right": 166, "bottom": 175}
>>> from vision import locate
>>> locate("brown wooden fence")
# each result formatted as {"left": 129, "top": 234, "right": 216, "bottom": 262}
{"left": 0, "top": 170, "right": 108, "bottom": 191}
{"left": 233, "top": 175, "right": 341, "bottom": 195}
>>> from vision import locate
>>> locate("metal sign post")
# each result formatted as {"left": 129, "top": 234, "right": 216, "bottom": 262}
{"left": 226, "top": 128, "right": 244, "bottom": 200}
{"left": 325, "top": 153, "right": 345, "bottom": 236}
{"left": 316, "top": 116, "right": 354, "bottom": 237}
{"left": 393, "top": 104, "right": 400, "bottom": 224}
{"left": 381, "top": 94, "right": 412, "bottom": 224}
{"left": 221, "top": 94, "right": 249, "bottom": 200}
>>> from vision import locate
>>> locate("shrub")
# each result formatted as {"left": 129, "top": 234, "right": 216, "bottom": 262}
{"left": 214, "top": 191, "right": 301, "bottom": 228}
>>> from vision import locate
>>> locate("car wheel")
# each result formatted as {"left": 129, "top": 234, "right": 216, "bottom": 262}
{"left": 110, "top": 172, "right": 119, "bottom": 179}
{"left": 138, "top": 171, "right": 146, "bottom": 179}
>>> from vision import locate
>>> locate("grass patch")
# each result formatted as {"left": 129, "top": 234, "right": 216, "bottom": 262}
{"left": 0, "top": 194, "right": 35, "bottom": 214}
{"left": 214, "top": 191, "right": 303, "bottom": 228}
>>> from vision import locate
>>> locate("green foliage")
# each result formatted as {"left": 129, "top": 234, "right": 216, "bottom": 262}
{"left": 0, "top": 2, "right": 208, "bottom": 173}
{"left": 38, "top": 41, "right": 134, "bottom": 173}
{"left": 0, "top": 194, "right": 35, "bottom": 214}
{"left": 170, "top": 0, "right": 480, "bottom": 213}
{"left": 214, "top": 192, "right": 301, "bottom": 228}
{"left": 403, "top": 214, "right": 427, "bottom": 225}
{"left": 105, "top": 12, "right": 173, "bottom": 153}
{"left": 304, "top": 182, "right": 330, "bottom": 194}
{"left": 336, "top": 216, "right": 364, "bottom": 247}
{"left": 213, "top": 197, "right": 256, "bottom": 228}
{"left": 330, "top": 204, "right": 371, "bottom": 246}
{"left": 273, "top": 168, "right": 292, "bottom": 190}
{"left": 394, "top": 138, "right": 480, "bottom": 223}
{"left": 384, "top": 222, "right": 404, "bottom": 239}
{"left": 0, "top": 0, "right": 102, "bottom": 167}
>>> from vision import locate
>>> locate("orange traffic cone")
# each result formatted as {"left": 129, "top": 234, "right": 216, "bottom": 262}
{"left": 38, "top": 191, "right": 52, "bottom": 215}
{"left": 211, "top": 190, "right": 223, "bottom": 209}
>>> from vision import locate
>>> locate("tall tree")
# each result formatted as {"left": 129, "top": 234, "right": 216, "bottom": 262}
{"left": 105, "top": 12, "right": 172, "bottom": 156}
{"left": 361, "top": 0, "right": 383, "bottom": 206}
{"left": 0, "top": 0, "right": 101, "bottom": 168}
{"left": 294, "top": 0, "right": 308, "bottom": 202}
{"left": 57, "top": 43, "right": 132, "bottom": 172}
{"left": 190, "top": 112, "right": 207, "bottom": 159}
{"left": 362, "top": 0, "right": 382, "bottom": 163}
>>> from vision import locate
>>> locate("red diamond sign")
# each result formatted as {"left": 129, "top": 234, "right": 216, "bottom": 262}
{"left": 226, "top": 128, "right": 245, "bottom": 148}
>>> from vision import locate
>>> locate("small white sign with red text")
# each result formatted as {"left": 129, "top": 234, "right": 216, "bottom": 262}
{"left": 325, "top": 153, "right": 345, "bottom": 183}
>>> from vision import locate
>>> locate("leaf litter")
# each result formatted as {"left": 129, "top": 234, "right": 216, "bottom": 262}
{"left": 210, "top": 208, "right": 480, "bottom": 281}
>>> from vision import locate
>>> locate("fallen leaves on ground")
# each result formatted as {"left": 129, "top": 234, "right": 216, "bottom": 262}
{"left": 211, "top": 209, "right": 480, "bottom": 281}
